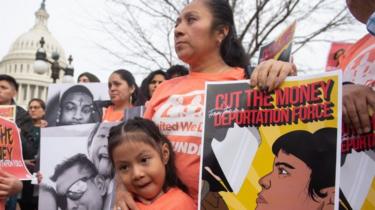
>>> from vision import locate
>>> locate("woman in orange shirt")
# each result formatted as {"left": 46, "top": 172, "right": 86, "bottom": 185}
{"left": 114, "top": 0, "right": 296, "bottom": 209}
{"left": 102, "top": 69, "right": 139, "bottom": 122}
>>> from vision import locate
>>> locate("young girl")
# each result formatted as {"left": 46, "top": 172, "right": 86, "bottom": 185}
{"left": 108, "top": 117, "right": 196, "bottom": 209}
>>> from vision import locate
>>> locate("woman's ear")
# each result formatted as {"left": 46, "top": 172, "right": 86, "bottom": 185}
{"left": 130, "top": 85, "right": 135, "bottom": 94}
{"left": 217, "top": 25, "right": 229, "bottom": 44}
{"left": 94, "top": 175, "right": 108, "bottom": 196}
{"left": 161, "top": 143, "right": 170, "bottom": 165}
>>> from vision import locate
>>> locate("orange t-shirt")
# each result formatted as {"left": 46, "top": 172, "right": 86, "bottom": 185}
{"left": 102, "top": 105, "right": 124, "bottom": 122}
{"left": 136, "top": 187, "right": 196, "bottom": 210}
{"left": 144, "top": 68, "right": 245, "bottom": 203}
{"left": 339, "top": 34, "right": 375, "bottom": 87}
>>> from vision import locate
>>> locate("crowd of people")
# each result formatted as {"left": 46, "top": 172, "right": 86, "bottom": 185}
{"left": 0, "top": 0, "right": 374, "bottom": 209}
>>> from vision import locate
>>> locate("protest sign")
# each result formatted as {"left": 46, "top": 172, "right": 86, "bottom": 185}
{"left": 0, "top": 117, "right": 32, "bottom": 180}
{"left": 199, "top": 71, "right": 342, "bottom": 210}
{"left": 258, "top": 21, "right": 296, "bottom": 63}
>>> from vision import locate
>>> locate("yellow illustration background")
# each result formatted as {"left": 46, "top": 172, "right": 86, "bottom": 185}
{"left": 216, "top": 74, "right": 355, "bottom": 209}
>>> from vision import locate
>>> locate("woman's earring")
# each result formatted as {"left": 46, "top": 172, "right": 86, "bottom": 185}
{"left": 129, "top": 95, "right": 133, "bottom": 105}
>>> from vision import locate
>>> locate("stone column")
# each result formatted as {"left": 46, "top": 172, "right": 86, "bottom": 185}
{"left": 26, "top": 84, "right": 31, "bottom": 105}
{"left": 18, "top": 84, "right": 24, "bottom": 104}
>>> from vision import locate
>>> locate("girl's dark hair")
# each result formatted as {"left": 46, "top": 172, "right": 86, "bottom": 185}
{"left": 204, "top": 0, "right": 249, "bottom": 69}
{"left": 78, "top": 72, "right": 100, "bottom": 83}
{"left": 138, "top": 70, "right": 167, "bottom": 105}
{"left": 108, "top": 117, "right": 188, "bottom": 193}
{"left": 28, "top": 98, "right": 46, "bottom": 110}
{"left": 111, "top": 69, "right": 139, "bottom": 106}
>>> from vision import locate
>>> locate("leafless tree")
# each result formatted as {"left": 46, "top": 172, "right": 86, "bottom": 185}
{"left": 95, "top": 0, "right": 353, "bottom": 71}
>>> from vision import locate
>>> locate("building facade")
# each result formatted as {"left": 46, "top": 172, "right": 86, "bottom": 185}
{"left": 0, "top": 2, "right": 67, "bottom": 108}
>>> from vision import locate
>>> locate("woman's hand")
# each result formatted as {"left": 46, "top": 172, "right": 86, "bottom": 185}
{"left": 113, "top": 175, "right": 139, "bottom": 210}
{"left": 250, "top": 59, "right": 297, "bottom": 92}
{"left": 24, "top": 159, "right": 36, "bottom": 169}
{"left": 40, "top": 119, "right": 48, "bottom": 128}
{"left": 36, "top": 171, "right": 43, "bottom": 184}
{"left": 343, "top": 84, "right": 375, "bottom": 134}
{"left": 0, "top": 170, "right": 23, "bottom": 199}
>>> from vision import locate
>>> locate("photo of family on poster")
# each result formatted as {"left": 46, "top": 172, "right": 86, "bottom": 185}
{"left": 38, "top": 83, "right": 118, "bottom": 210}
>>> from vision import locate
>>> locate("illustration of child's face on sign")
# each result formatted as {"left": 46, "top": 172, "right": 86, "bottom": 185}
{"left": 59, "top": 92, "right": 94, "bottom": 125}
{"left": 256, "top": 150, "right": 329, "bottom": 210}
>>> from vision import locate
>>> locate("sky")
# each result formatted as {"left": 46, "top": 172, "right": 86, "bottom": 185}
{"left": 0, "top": 0, "right": 368, "bottom": 84}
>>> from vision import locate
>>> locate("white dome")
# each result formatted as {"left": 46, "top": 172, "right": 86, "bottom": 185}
{"left": 0, "top": 2, "right": 69, "bottom": 108}
{"left": 7, "top": 30, "right": 67, "bottom": 62}
{"left": 3, "top": 4, "right": 67, "bottom": 63}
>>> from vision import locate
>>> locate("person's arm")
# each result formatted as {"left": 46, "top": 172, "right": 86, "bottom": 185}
{"left": 40, "top": 120, "right": 48, "bottom": 128}
{"left": 0, "top": 170, "right": 22, "bottom": 199}
{"left": 250, "top": 59, "right": 297, "bottom": 92}
{"left": 113, "top": 175, "right": 139, "bottom": 210}
{"left": 38, "top": 184, "right": 58, "bottom": 210}
{"left": 343, "top": 83, "right": 375, "bottom": 134}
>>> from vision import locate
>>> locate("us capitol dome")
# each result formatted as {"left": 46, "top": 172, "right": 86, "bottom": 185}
{"left": 0, "top": 1, "right": 68, "bottom": 108}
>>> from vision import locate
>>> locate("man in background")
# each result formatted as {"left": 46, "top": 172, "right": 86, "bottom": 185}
{"left": 0, "top": 74, "right": 37, "bottom": 210}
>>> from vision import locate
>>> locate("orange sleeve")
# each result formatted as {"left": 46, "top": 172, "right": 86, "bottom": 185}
{"left": 143, "top": 102, "right": 154, "bottom": 120}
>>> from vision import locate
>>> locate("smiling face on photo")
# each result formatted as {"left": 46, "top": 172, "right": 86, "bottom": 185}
{"left": 89, "top": 124, "right": 112, "bottom": 178}
{"left": 55, "top": 164, "right": 104, "bottom": 210}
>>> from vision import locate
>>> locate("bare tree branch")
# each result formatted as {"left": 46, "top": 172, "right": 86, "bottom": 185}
{"left": 293, "top": 7, "right": 350, "bottom": 53}
{"left": 238, "top": 0, "right": 270, "bottom": 42}
{"left": 162, "top": 0, "right": 180, "bottom": 14}
{"left": 94, "top": 0, "right": 353, "bottom": 70}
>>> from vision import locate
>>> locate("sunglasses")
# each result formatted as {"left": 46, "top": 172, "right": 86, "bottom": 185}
{"left": 28, "top": 106, "right": 42, "bottom": 110}
{"left": 57, "top": 176, "right": 93, "bottom": 207}
{"left": 67, "top": 177, "right": 90, "bottom": 201}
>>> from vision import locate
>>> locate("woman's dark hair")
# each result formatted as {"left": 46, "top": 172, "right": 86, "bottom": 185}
{"left": 272, "top": 128, "right": 337, "bottom": 201}
{"left": 28, "top": 98, "right": 46, "bottom": 111}
{"left": 111, "top": 69, "right": 139, "bottom": 106}
{"left": 77, "top": 72, "right": 100, "bottom": 83}
{"left": 203, "top": 0, "right": 249, "bottom": 69}
{"left": 108, "top": 117, "right": 188, "bottom": 193}
{"left": 138, "top": 70, "right": 167, "bottom": 105}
